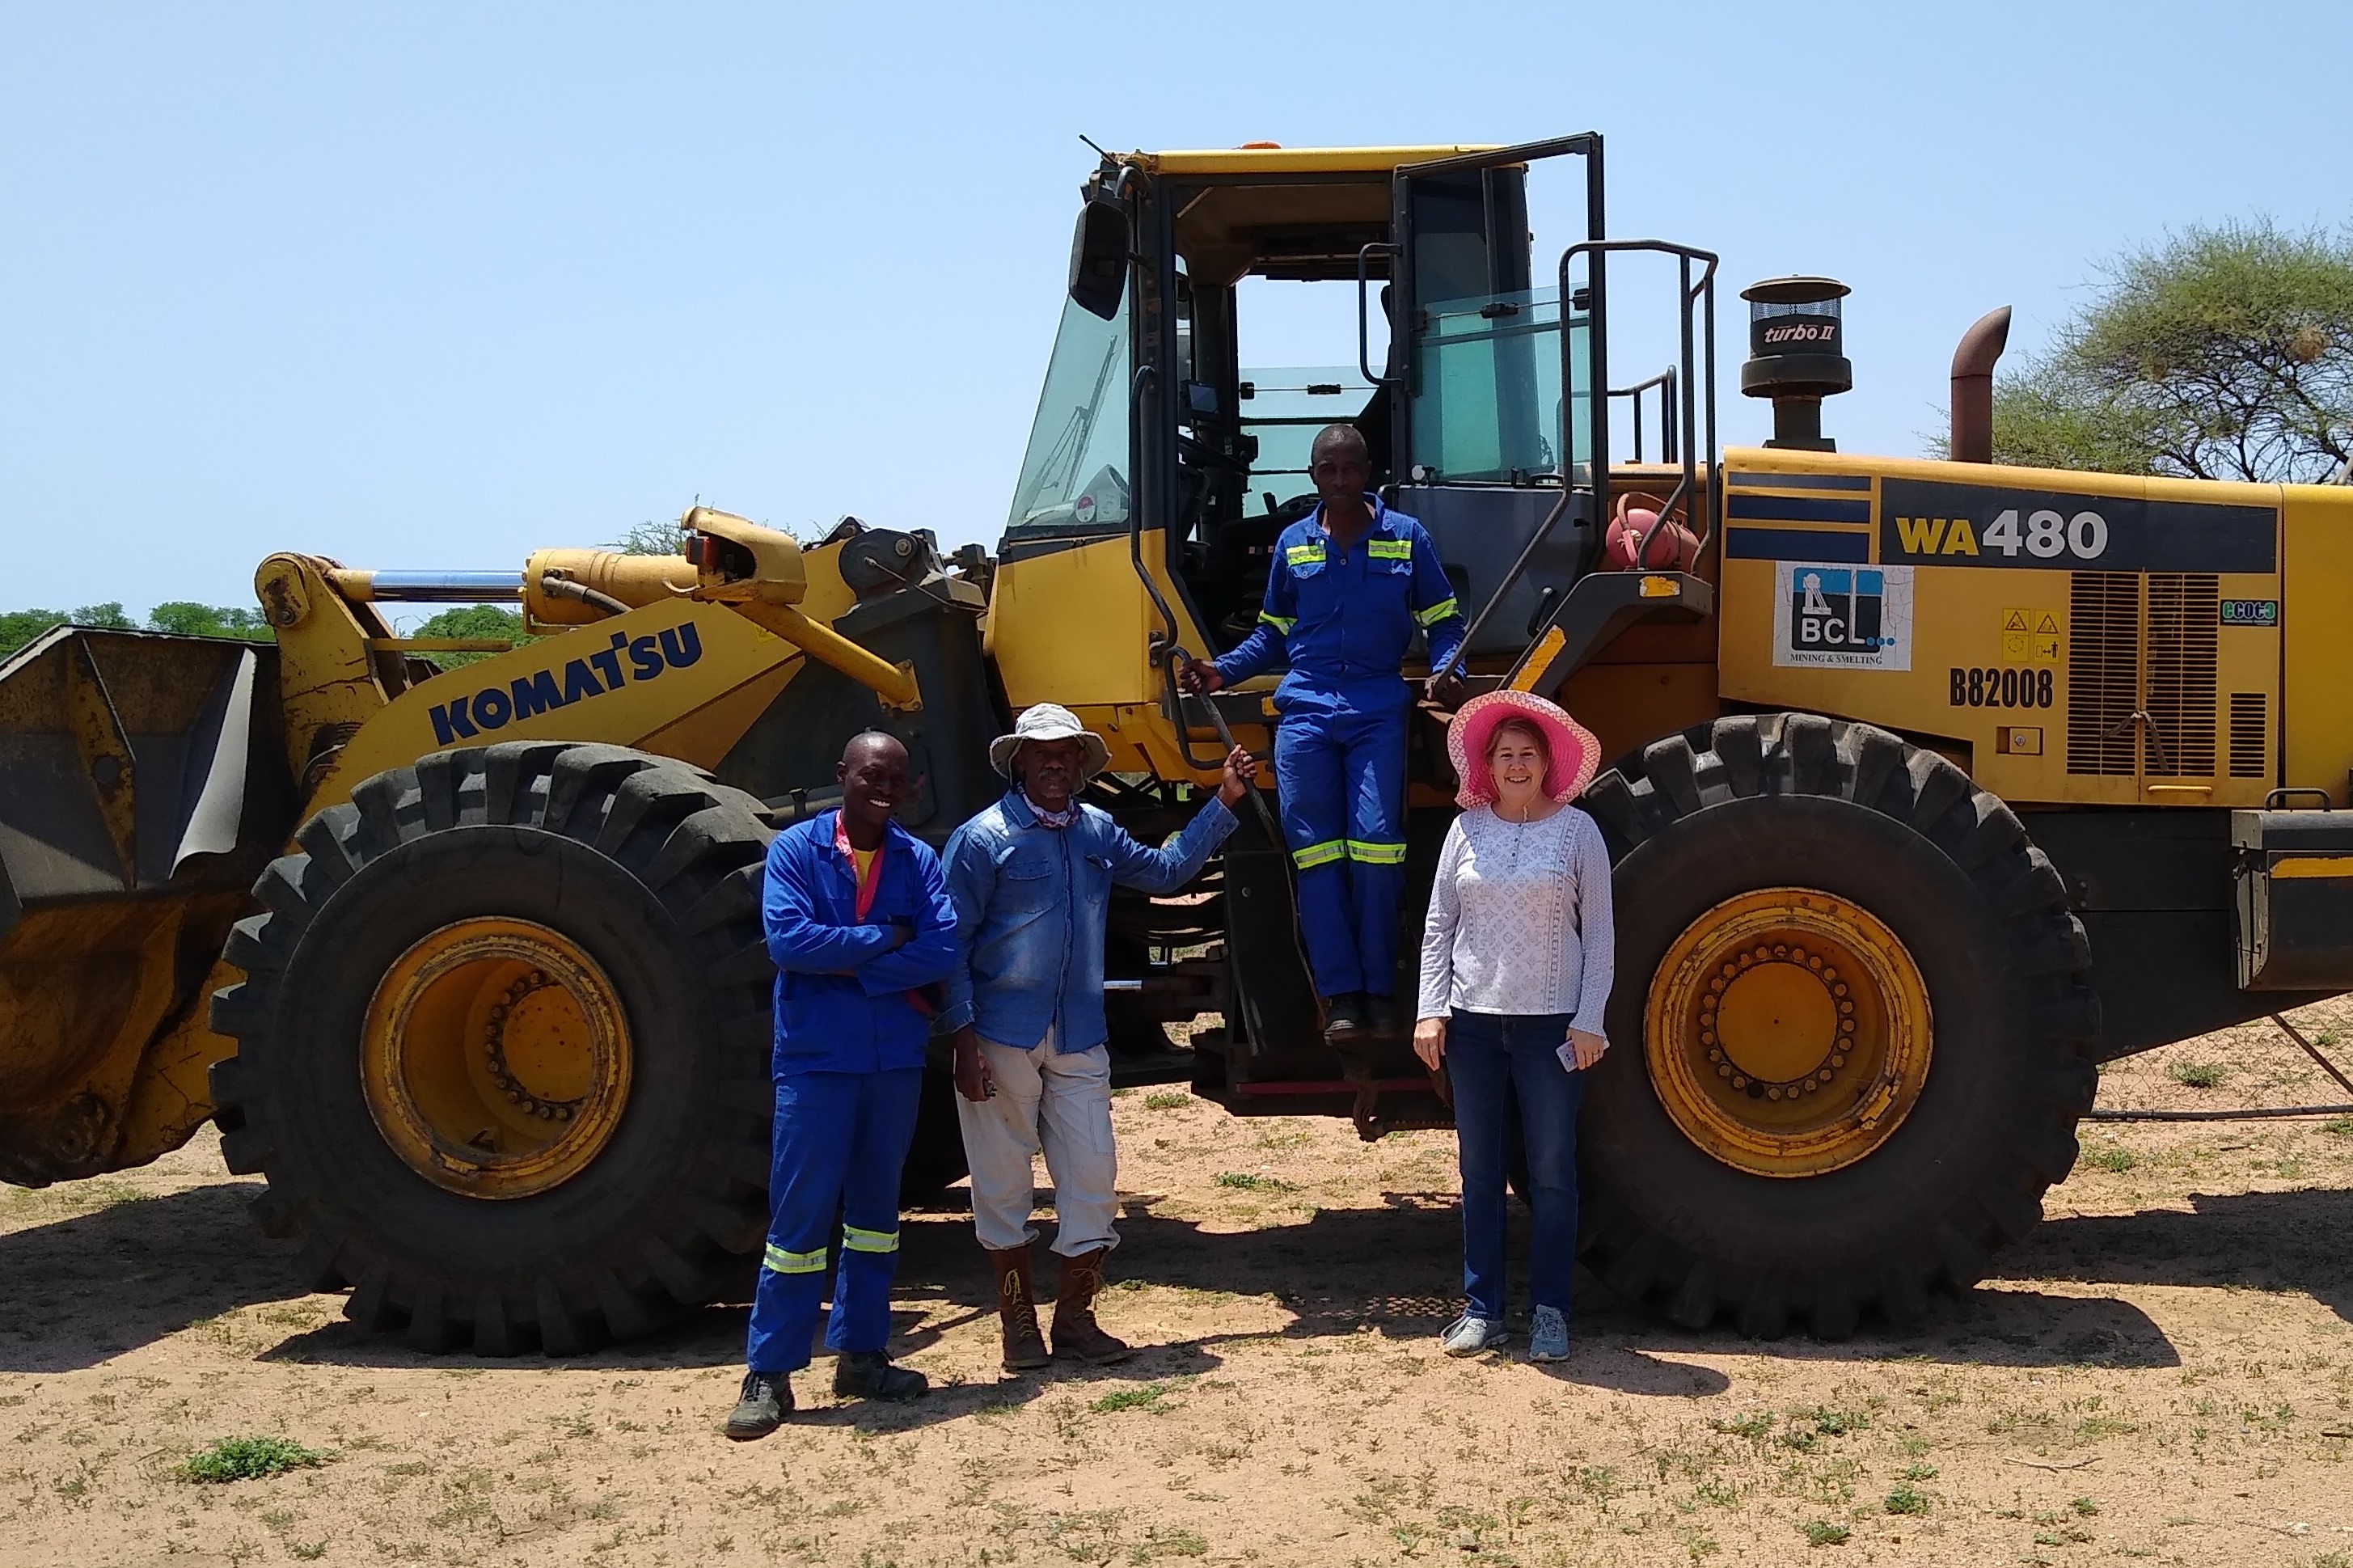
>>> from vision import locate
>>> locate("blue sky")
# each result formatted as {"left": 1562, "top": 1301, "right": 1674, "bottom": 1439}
{"left": 3, "top": 2, "right": 2342, "bottom": 618}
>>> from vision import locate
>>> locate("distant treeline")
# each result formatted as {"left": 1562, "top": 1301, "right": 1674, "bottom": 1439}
{"left": 1, "top": 602, "right": 529, "bottom": 669}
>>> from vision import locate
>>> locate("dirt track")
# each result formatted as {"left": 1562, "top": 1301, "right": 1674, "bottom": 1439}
{"left": 3, "top": 1009, "right": 2351, "bottom": 1567}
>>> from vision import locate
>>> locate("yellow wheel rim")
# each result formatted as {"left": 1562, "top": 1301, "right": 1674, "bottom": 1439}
{"left": 1645, "top": 888, "right": 1931, "bottom": 1177}
{"left": 361, "top": 918, "right": 632, "bottom": 1198}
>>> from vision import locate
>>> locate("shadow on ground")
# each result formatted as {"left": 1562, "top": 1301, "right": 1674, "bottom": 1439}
{"left": 2006, "top": 1188, "right": 2353, "bottom": 1324}
{"left": 0, "top": 1181, "right": 299, "bottom": 1373}
{"left": 6, "top": 1181, "right": 2347, "bottom": 1375}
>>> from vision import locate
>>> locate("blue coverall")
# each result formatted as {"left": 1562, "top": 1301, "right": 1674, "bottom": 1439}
{"left": 748, "top": 811, "right": 958, "bottom": 1376}
{"left": 1214, "top": 496, "right": 1465, "bottom": 1000}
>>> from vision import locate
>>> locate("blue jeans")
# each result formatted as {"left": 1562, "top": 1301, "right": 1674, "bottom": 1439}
{"left": 1448, "top": 1009, "right": 1585, "bottom": 1321}
{"left": 746, "top": 1069, "right": 923, "bottom": 1374}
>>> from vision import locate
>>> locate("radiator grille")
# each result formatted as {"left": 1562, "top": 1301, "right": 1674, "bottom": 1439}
{"left": 2144, "top": 573, "right": 2218, "bottom": 776}
{"left": 2229, "top": 691, "right": 2268, "bottom": 779}
{"left": 2066, "top": 573, "right": 2141, "bottom": 776}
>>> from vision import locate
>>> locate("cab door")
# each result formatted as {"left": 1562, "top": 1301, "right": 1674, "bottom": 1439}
{"left": 1383, "top": 137, "right": 1607, "bottom": 661}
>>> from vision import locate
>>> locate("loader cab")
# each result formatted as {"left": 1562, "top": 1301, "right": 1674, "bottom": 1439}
{"left": 1003, "top": 139, "right": 1709, "bottom": 683}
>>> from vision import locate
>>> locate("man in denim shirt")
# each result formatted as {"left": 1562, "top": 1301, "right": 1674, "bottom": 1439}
{"left": 940, "top": 704, "right": 1254, "bottom": 1371}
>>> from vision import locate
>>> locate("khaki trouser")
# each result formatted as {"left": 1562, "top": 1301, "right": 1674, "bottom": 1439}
{"left": 956, "top": 1025, "right": 1119, "bottom": 1257}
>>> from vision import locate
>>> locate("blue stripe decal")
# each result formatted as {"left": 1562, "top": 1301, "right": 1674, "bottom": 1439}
{"left": 1726, "top": 493, "right": 1874, "bottom": 523}
{"left": 1726, "top": 526, "right": 1872, "bottom": 562}
{"left": 1726, "top": 471, "right": 1874, "bottom": 492}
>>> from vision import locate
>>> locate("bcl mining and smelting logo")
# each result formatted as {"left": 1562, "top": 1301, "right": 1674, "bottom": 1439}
{"left": 1772, "top": 562, "right": 1913, "bottom": 670}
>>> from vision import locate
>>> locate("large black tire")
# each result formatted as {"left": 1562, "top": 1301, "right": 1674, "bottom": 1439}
{"left": 899, "top": 1067, "right": 970, "bottom": 1209}
{"left": 208, "top": 742, "right": 777, "bottom": 1355}
{"left": 1576, "top": 713, "right": 2099, "bottom": 1338}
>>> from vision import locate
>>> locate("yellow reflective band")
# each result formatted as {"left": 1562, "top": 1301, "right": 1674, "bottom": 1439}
{"left": 764, "top": 1244, "right": 826, "bottom": 1275}
{"left": 1284, "top": 543, "right": 1325, "bottom": 567}
{"left": 1259, "top": 611, "right": 1297, "bottom": 632}
{"left": 1416, "top": 597, "right": 1459, "bottom": 627}
{"left": 1293, "top": 840, "right": 1345, "bottom": 870}
{"left": 1346, "top": 839, "right": 1406, "bottom": 865}
{"left": 841, "top": 1225, "right": 898, "bottom": 1255}
{"left": 1367, "top": 538, "right": 1413, "bottom": 560}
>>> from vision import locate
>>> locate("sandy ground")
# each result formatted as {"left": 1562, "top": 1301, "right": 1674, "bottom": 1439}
{"left": 4, "top": 1007, "right": 2352, "bottom": 1568}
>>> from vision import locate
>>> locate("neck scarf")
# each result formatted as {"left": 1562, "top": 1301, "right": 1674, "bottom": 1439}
{"left": 1020, "top": 789, "right": 1079, "bottom": 830}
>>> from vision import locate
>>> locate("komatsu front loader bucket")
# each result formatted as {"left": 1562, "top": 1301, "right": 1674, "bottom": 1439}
{"left": 0, "top": 626, "right": 296, "bottom": 1186}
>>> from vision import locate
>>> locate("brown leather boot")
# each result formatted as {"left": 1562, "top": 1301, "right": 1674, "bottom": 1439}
{"left": 988, "top": 1245, "right": 1050, "bottom": 1371}
{"left": 1049, "top": 1247, "right": 1133, "bottom": 1364}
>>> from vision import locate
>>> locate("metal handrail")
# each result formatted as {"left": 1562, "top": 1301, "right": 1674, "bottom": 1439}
{"left": 1612, "top": 367, "right": 1678, "bottom": 463}
{"left": 1557, "top": 240, "right": 1720, "bottom": 560}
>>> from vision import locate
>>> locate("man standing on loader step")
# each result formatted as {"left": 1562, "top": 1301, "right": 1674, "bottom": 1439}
{"left": 1184, "top": 423, "right": 1467, "bottom": 1038}
{"left": 941, "top": 704, "right": 1256, "bottom": 1372}
{"left": 725, "top": 731, "right": 958, "bottom": 1441}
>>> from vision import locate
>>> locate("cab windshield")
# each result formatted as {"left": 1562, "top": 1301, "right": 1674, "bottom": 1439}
{"left": 1005, "top": 294, "right": 1130, "bottom": 535}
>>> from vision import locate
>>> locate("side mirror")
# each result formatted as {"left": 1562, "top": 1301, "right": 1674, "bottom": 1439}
{"left": 1067, "top": 194, "right": 1127, "bottom": 320}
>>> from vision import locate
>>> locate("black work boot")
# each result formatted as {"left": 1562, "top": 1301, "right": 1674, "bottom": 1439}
{"left": 1364, "top": 994, "right": 1397, "bottom": 1034}
{"left": 724, "top": 1371, "right": 792, "bottom": 1439}
{"left": 833, "top": 1351, "right": 929, "bottom": 1402}
{"left": 1323, "top": 993, "right": 1365, "bottom": 1038}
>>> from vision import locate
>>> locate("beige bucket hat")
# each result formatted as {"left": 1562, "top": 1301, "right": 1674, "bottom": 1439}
{"left": 988, "top": 703, "right": 1112, "bottom": 781}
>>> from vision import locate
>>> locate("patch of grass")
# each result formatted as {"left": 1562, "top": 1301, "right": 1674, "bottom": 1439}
{"left": 1347, "top": 1475, "right": 1409, "bottom": 1524}
{"left": 1128, "top": 1524, "right": 1209, "bottom": 1561}
{"left": 2323, "top": 1115, "right": 2353, "bottom": 1138}
{"left": 1800, "top": 1520, "right": 1850, "bottom": 1547}
{"left": 2075, "top": 1414, "right": 2139, "bottom": 1439}
{"left": 2167, "top": 1059, "right": 2225, "bottom": 1089}
{"left": 1046, "top": 1508, "right": 1128, "bottom": 1562}
{"left": 1211, "top": 1171, "right": 1293, "bottom": 1193}
{"left": 1781, "top": 1404, "right": 1873, "bottom": 1449}
{"left": 2071, "top": 1496, "right": 2100, "bottom": 1516}
{"left": 2081, "top": 1143, "right": 2138, "bottom": 1173}
{"left": 1898, "top": 1462, "right": 1938, "bottom": 1481}
{"left": 1709, "top": 1412, "right": 1773, "bottom": 1441}
{"left": 1090, "top": 1384, "right": 1173, "bottom": 1416}
{"left": 176, "top": 1436, "right": 331, "bottom": 1485}
{"left": 1143, "top": 1092, "right": 1191, "bottom": 1110}
{"left": 289, "top": 1544, "right": 327, "bottom": 1562}
{"left": 1883, "top": 1484, "right": 1930, "bottom": 1515}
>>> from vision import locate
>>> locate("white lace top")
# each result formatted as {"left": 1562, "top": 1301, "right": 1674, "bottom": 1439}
{"left": 1415, "top": 804, "right": 1615, "bottom": 1036}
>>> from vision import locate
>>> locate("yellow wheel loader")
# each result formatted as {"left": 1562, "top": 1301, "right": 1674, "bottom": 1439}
{"left": 7, "top": 134, "right": 2353, "bottom": 1351}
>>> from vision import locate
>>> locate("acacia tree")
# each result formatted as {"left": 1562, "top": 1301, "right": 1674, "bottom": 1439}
{"left": 1983, "top": 220, "right": 2353, "bottom": 484}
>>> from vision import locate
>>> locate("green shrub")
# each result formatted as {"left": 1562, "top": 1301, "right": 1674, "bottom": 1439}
{"left": 1090, "top": 1384, "right": 1172, "bottom": 1415}
{"left": 175, "top": 1435, "right": 330, "bottom": 1483}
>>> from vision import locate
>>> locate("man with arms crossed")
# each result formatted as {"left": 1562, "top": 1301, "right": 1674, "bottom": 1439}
{"left": 726, "top": 731, "right": 957, "bottom": 1439}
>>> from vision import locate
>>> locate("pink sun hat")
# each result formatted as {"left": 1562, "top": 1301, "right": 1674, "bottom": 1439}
{"left": 1447, "top": 690, "right": 1601, "bottom": 809}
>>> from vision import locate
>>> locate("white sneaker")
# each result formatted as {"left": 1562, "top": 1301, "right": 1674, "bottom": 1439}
{"left": 1527, "top": 1305, "right": 1570, "bottom": 1363}
{"left": 1439, "top": 1313, "right": 1507, "bottom": 1356}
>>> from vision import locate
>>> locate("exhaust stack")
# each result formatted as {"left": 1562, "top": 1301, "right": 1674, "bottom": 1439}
{"left": 1950, "top": 306, "right": 2012, "bottom": 463}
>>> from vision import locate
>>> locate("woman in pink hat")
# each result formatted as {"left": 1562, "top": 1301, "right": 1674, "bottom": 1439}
{"left": 1413, "top": 690, "right": 1613, "bottom": 1363}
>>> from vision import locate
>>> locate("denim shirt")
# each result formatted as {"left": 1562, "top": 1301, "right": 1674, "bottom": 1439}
{"left": 940, "top": 789, "right": 1237, "bottom": 1052}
